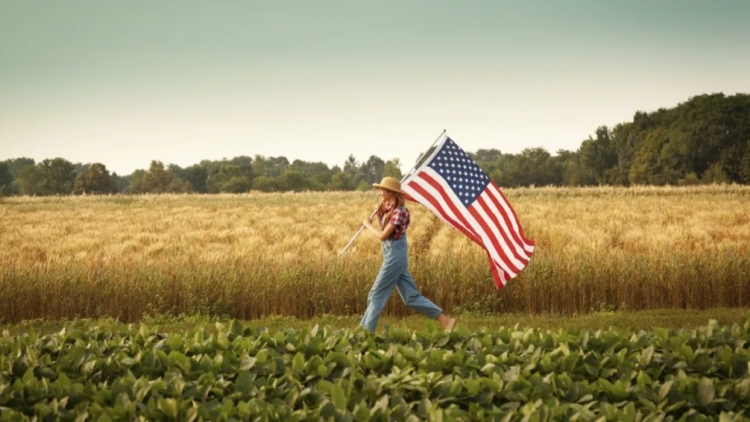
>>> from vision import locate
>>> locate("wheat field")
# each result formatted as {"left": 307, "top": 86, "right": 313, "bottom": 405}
{"left": 1, "top": 185, "right": 749, "bottom": 323}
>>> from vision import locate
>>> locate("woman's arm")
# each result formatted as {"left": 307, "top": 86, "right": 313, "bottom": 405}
{"left": 364, "top": 216, "right": 397, "bottom": 241}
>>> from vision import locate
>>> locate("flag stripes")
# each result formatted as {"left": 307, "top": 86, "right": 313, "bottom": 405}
{"left": 402, "top": 136, "right": 534, "bottom": 288}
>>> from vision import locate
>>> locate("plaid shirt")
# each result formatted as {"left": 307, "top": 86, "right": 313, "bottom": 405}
{"left": 382, "top": 204, "right": 410, "bottom": 240}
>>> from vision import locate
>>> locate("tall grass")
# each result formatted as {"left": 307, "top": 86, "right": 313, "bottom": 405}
{"left": 2, "top": 185, "right": 749, "bottom": 323}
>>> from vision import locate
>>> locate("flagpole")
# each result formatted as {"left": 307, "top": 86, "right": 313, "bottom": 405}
{"left": 338, "top": 129, "right": 447, "bottom": 256}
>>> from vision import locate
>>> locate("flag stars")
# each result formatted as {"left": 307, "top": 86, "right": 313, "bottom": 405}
{"left": 427, "top": 138, "right": 491, "bottom": 206}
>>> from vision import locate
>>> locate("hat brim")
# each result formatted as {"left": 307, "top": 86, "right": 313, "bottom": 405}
{"left": 372, "top": 183, "right": 405, "bottom": 195}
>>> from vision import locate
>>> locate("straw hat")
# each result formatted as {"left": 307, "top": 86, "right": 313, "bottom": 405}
{"left": 372, "top": 176, "right": 405, "bottom": 195}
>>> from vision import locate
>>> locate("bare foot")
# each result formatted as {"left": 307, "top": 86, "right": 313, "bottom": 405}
{"left": 437, "top": 313, "right": 457, "bottom": 330}
{"left": 445, "top": 318, "right": 457, "bottom": 330}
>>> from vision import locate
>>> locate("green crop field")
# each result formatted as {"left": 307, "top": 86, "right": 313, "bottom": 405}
{"left": 2, "top": 319, "right": 750, "bottom": 421}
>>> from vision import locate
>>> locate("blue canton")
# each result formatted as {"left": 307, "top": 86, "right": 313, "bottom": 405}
{"left": 426, "top": 137, "right": 491, "bottom": 206}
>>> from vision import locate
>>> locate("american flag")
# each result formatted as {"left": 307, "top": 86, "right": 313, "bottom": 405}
{"left": 402, "top": 136, "right": 535, "bottom": 288}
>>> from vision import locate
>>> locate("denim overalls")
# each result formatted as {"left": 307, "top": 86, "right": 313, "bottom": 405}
{"left": 359, "top": 215, "right": 443, "bottom": 332}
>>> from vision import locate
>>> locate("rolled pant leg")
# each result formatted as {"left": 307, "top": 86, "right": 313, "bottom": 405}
{"left": 360, "top": 243, "right": 405, "bottom": 332}
{"left": 396, "top": 269, "right": 443, "bottom": 319}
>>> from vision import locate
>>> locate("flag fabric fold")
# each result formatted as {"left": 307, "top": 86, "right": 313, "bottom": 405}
{"left": 401, "top": 136, "right": 534, "bottom": 288}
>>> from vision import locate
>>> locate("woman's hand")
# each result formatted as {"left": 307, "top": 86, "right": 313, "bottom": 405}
{"left": 366, "top": 202, "right": 383, "bottom": 226}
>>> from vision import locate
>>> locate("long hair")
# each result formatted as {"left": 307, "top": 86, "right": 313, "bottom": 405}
{"left": 381, "top": 191, "right": 405, "bottom": 226}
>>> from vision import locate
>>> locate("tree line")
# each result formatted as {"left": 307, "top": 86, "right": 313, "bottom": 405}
{"left": 1, "top": 92, "right": 749, "bottom": 197}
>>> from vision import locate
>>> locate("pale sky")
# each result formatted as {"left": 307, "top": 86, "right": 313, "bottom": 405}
{"left": 1, "top": 0, "right": 749, "bottom": 175}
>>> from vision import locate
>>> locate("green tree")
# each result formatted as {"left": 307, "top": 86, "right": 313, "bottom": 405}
{"left": 167, "top": 164, "right": 188, "bottom": 180}
{"left": 1, "top": 158, "right": 35, "bottom": 195}
{"left": 3, "top": 91, "right": 749, "bottom": 194}
{"left": 503, "top": 148, "right": 556, "bottom": 187}
{"left": 264, "top": 156, "right": 289, "bottom": 178}
{"left": 543, "top": 149, "right": 576, "bottom": 187}
{"left": 343, "top": 154, "right": 358, "bottom": 173}
{"left": 17, "top": 165, "right": 44, "bottom": 195}
{"left": 39, "top": 158, "right": 76, "bottom": 195}
{"left": 298, "top": 161, "right": 334, "bottom": 190}
{"left": 127, "top": 170, "right": 147, "bottom": 193}
{"left": 184, "top": 165, "right": 209, "bottom": 193}
{"left": 607, "top": 123, "right": 637, "bottom": 186}
{"left": 111, "top": 172, "right": 130, "bottom": 193}
{"left": 252, "top": 176, "right": 278, "bottom": 192}
{"left": 361, "top": 155, "right": 385, "bottom": 184}
{"left": 471, "top": 148, "right": 503, "bottom": 162}
{"left": 14, "top": 158, "right": 75, "bottom": 196}
{"left": 207, "top": 164, "right": 253, "bottom": 193}
{"left": 679, "top": 93, "right": 747, "bottom": 179}
{"left": 470, "top": 149, "right": 503, "bottom": 177}
{"left": 279, "top": 166, "right": 307, "bottom": 191}
{"left": 73, "top": 163, "right": 118, "bottom": 195}
{"left": 3, "top": 158, "right": 35, "bottom": 178}
{"left": 343, "top": 154, "right": 364, "bottom": 186}
{"left": 628, "top": 128, "right": 684, "bottom": 185}
{"left": 629, "top": 128, "right": 666, "bottom": 185}
{"left": 0, "top": 163, "right": 13, "bottom": 196}
{"left": 677, "top": 172, "right": 701, "bottom": 186}
{"left": 740, "top": 140, "right": 750, "bottom": 183}
{"left": 252, "top": 155, "right": 267, "bottom": 177}
{"left": 73, "top": 162, "right": 90, "bottom": 175}
{"left": 578, "top": 126, "right": 618, "bottom": 185}
{"left": 328, "top": 172, "right": 354, "bottom": 191}
{"left": 356, "top": 180, "right": 370, "bottom": 191}
{"left": 382, "top": 158, "right": 403, "bottom": 180}
{"left": 703, "top": 162, "right": 729, "bottom": 184}
{"left": 131, "top": 161, "right": 190, "bottom": 193}
{"left": 220, "top": 176, "right": 253, "bottom": 193}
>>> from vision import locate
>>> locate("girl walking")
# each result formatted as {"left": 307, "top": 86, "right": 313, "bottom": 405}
{"left": 360, "top": 176, "right": 457, "bottom": 332}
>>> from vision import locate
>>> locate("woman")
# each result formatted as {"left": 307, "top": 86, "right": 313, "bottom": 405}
{"left": 360, "top": 176, "right": 457, "bottom": 332}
